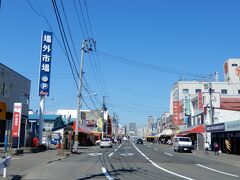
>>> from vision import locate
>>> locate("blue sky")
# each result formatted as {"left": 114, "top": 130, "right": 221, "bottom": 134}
{"left": 1, "top": 0, "right": 240, "bottom": 126}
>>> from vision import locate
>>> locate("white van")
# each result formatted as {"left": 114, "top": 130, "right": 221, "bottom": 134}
{"left": 173, "top": 137, "right": 192, "bottom": 152}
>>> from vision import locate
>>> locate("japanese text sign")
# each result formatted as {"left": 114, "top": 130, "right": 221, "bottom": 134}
{"left": 12, "top": 103, "right": 22, "bottom": 138}
{"left": 39, "top": 31, "right": 53, "bottom": 96}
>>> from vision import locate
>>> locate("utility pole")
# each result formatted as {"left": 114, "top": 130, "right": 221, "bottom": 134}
{"left": 73, "top": 39, "right": 94, "bottom": 153}
{"left": 209, "top": 82, "right": 214, "bottom": 124}
{"left": 102, "top": 96, "right": 107, "bottom": 139}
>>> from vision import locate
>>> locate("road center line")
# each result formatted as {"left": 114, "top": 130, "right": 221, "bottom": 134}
{"left": 196, "top": 164, "right": 239, "bottom": 177}
{"left": 108, "top": 152, "right": 114, "bottom": 157}
{"left": 164, "top": 152, "right": 173, "bottom": 157}
{"left": 102, "top": 167, "right": 114, "bottom": 180}
{"left": 131, "top": 141, "right": 195, "bottom": 180}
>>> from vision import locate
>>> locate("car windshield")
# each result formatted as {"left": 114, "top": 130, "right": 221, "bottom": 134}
{"left": 179, "top": 138, "right": 191, "bottom": 142}
{"left": 102, "top": 139, "right": 110, "bottom": 142}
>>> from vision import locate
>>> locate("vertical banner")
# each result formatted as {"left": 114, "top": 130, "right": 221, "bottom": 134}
{"left": 198, "top": 92, "right": 203, "bottom": 110}
{"left": 38, "top": 31, "right": 53, "bottom": 96}
{"left": 173, "top": 101, "right": 181, "bottom": 125}
{"left": 12, "top": 103, "right": 22, "bottom": 138}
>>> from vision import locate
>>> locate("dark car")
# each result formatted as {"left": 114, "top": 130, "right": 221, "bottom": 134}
{"left": 136, "top": 138, "right": 143, "bottom": 144}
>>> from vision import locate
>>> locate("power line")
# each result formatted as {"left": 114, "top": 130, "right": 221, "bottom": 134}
{"left": 51, "top": 0, "right": 79, "bottom": 88}
{"left": 60, "top": 0, "right": 80, "bottom": 66}
{"left": 95, "top": 50, "right": 210, "bottom": 78}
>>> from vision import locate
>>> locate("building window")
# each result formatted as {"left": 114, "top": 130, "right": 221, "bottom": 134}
{"left": 221, "top": 89, "right": 227, "bottom": 94}
{"left": 232, "top": 63, "right": 238, "bottom": 67}
{"left": 195, "top": 89, "right": 201, "bottom": 93}
{"left": 183, "top": 89, "right": 189, "bottom": 94}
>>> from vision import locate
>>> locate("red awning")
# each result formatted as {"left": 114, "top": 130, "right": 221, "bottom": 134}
{"left": 72, "top": 122, "right": 91, "bottom": 134}
{"left": 220, "top": 97, "right": 240, "bottom": 111}
{"left": 180, "top": 124, "right": 205, "bottom": 134}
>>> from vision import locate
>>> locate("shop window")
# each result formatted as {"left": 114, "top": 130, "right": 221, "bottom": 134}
{"left": 195, "top": 89, "right": 201, "bottom": 93}
{"left": 221, "top": 89, "right": 227, "bottom": 94}
{"left": 238, "top": 90, "right": 240, "bottom": 95}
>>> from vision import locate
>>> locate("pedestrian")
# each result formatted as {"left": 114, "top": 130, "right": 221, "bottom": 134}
{"left": 204, "top": 141, "right": 209, "bottom": 155}
{"left": 214, "top": 142, "right": 219, "bottom": 155}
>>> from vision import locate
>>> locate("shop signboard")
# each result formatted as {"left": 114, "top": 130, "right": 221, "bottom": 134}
{"left": 184, "top": 96, "right": 191, "bottom": 115}
{"left": 12, "top": 103, "right": 22, "bottom": 137}
{"left": 206, "top": 123, "right": 225, "bottom": 132}
{"left": 225, "top": 120, "right": 240, "bottom": 132}
{"left": 198, "top": 92, "right": 203, "bottom": 110}
{"left": 173, "top": 101, "right": 181, "bottom": 125}
{"left": 38, "top": 31, "right": 53, "bottom": 96}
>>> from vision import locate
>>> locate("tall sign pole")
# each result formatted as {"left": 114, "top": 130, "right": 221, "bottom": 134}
{"left": 38, "top": 31, "right": 53, "bottom": 144}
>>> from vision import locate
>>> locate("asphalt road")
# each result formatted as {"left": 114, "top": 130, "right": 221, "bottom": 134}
{"left": 22, "top": 140, "right": 240, "bottom": 180}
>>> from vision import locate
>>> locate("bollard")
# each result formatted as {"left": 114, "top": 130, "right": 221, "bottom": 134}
{"left": 3, "top": 167, "right": 6, "bottom": 178}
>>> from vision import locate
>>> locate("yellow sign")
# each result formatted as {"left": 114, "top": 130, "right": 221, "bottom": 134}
{"left": 0, "top": 102, "right": 6, "bottom": 120}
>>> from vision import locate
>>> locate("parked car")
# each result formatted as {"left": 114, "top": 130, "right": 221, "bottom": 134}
{"left": 173, "top": 137, "right": 192, "bottom": 152}
{"left": 95, "top": 139, "right": 101, "bottom": 145}
{"left": 136, "top": 138, "right": 143, "bottom": 144}
{"left": 100, "top": 138, "right": 113, "bottom": 148}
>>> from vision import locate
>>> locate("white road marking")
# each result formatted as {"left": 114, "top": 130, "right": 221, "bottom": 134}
{"left": 154, "top": 148, "right": 158, "bottom": 151}
{"left": 164, "top": 152, "right": 173, "bottom": 157}
{"left": 234, "top": 164, "right": 240, "bottom": 167}
{"left": 196, "top": 164, "right": 239, "bottom": 178}
{"left": 120, "top": 153, "right": 134, "bottom": 156}
{"left": 108, "top": 153, "right": 114, "bottom": 157}
{"left": 115, "top": 149, "right": 117, "bottom": 152}
{"left": 89, "top": 153, "right": 102, "bottom": 156}
{"left": 131, "top": 141, "right": 195, "bottom": 180}
{"left": 102, "top": 167, "right": 114, "bottom": 180}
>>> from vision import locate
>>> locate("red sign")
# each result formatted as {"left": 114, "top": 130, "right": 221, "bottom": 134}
{"left": 235, "top": 66, "right": 240, "bottom": 76}
{"left": 173, "top": 101, "right": 181, "bottom": 125}
{"left": 12, "top": 112, "right": 20, "bottom": 137}
{"left": 87, "top": 120, "right": 96, "bottom": 127}
{"left": 198, "top": 92, "right": 203, "bottom": 110}
{"left": 12, "top": 103, "right": 22, "bottom": 138}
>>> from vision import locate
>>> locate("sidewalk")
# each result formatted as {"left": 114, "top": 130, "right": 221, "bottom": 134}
{"left": 192, "top": 149, "right": 240, "bottom": 166}
{"left": 0, "top": 145, "right": 99, "bottom": 180}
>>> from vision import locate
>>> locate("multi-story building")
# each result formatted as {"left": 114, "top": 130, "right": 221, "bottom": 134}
{"left": 129, "top": 122, "right": 136, "bottom": 136}
{"left": 169, "top": 58, "right": 240, "bottom": 152}
{"left": 0, "top": 63, "right": 30, "bottom": 146}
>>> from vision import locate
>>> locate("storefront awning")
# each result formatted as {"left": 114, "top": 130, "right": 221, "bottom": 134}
{"left": 180, "top": 124, "right": 205, "bottom": 134}
{"left": 73, "top": 122, "right": 92, "bottom": 134}
{"left": 220, "top": 97, "right": 240, "bottom": 111}
{"left": 158, "top": 129, "right": 173, "bottom": 137}
{"left": 91, "top": 130, "right": 101, "bottom": 136}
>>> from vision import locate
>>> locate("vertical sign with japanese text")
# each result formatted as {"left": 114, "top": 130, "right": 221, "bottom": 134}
{"left": 173, "top": 101, "right": 181, "bottom": 125}
{"left": 38, "top": 31, "right": 53, "bottom": 96}
{"left": 12, "top": 103, "right": 22, "bottom": 138}
{"left": 198, "top": 92, "right": 203, "bottom": 110}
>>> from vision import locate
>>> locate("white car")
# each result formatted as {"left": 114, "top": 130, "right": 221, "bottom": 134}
{"left": 173, "top": 137, "right": 192, "bottom": 152}
{"left": 100, "top": 138, "right": 113, "bottom": 148}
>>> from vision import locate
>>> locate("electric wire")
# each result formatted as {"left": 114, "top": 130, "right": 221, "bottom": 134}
{"left": 52, "top": 0, "right": 79, "bottom": 79}
{"left": 95, "top": 50, "right": 210, "bottom": 79}
{"left": 51, "top": 0, "right": 79, "bottom": 87}
{"left": 60, "top": 0, "right": 80, "bottom": 66}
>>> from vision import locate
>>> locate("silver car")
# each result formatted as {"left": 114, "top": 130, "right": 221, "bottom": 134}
{"left": 100, "top": 138, "right": 113, "bottom": 148}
